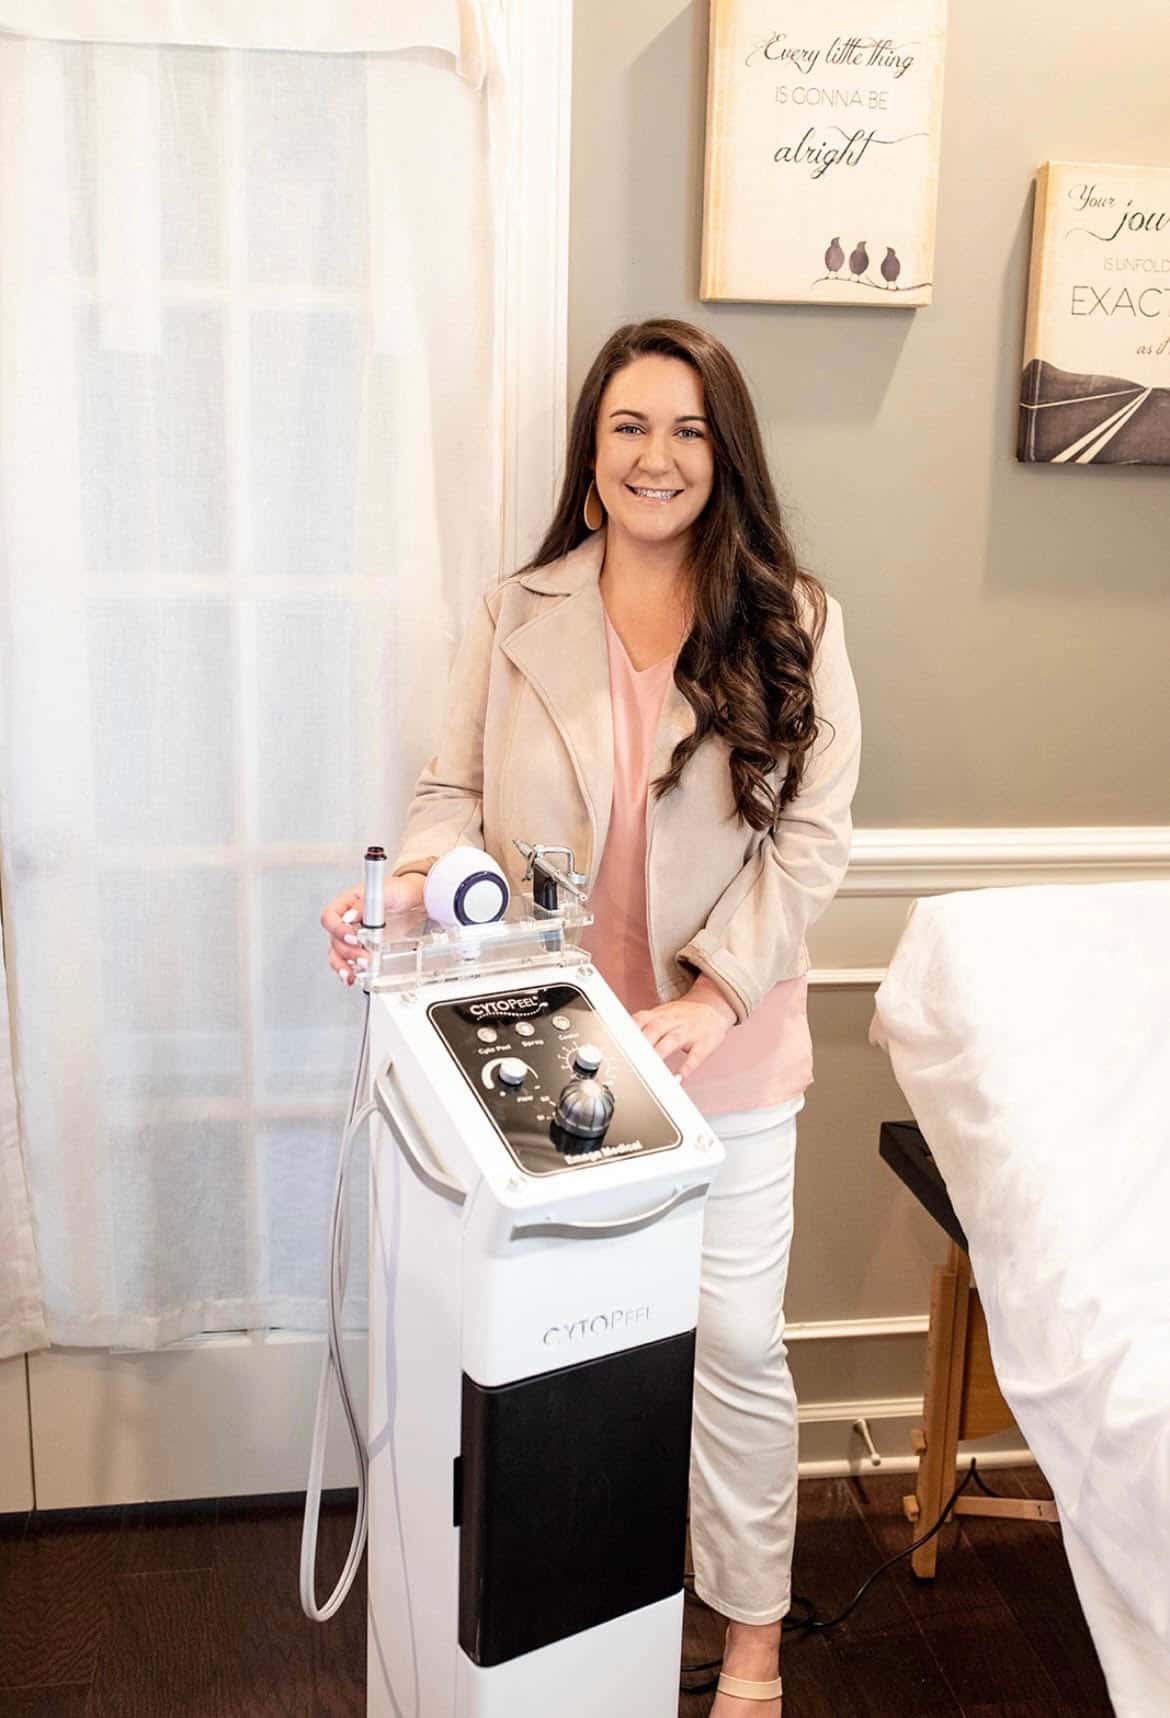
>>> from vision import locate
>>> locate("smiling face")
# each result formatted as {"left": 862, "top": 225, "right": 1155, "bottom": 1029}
{"left": 592, "top": 354, "right": 715, "bottom": 554}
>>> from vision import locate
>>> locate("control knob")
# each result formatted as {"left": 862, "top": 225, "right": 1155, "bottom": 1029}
{"left": 553, "top": 1076, "right": 615, "bottom": 1142}
{"left": 497, "top": 1058, "right": 529, "bottom": 1088}
{"left": 573, "top": 1042, "right": 604, "bottom": 1075}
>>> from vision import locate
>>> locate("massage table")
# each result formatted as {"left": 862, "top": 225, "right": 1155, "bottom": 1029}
{"left": 871, "top": 880, "right": 1170, "bottom": 1718}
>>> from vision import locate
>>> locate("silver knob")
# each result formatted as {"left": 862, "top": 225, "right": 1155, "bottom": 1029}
{"left": 554, "top": 1077, "right": 615, "bottom": 1140}
{"left": 574, "top": 1042, "right": 603, "bottom": 1075}
{"left": 498, "top": 1058, "right": 528, "bottom": 1088}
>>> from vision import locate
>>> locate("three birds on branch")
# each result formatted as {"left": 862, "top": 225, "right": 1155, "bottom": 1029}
{"left": 823, "top": 236, "right": 902, "bottom": 287}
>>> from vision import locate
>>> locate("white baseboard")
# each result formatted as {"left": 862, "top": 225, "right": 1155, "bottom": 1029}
{"left": 794, "top": 1392, "right": 1030, "bottom": 1477}
{"left": 787, "top": 1315, "right": 930, "bottom": 1341}
{"left": 797, "top": 1448, "right": 1035, "bottom": 1479}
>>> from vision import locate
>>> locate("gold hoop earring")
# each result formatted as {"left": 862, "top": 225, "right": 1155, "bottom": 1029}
{"left": 583, "top": 479, "right": 604, "bottom": 532}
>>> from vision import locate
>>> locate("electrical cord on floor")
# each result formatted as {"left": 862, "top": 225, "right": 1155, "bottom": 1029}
{"left": 680, "top": 1457, "right": 1002, "bottom": 1692}
{"left": 969, "top": 1464, "right": 1006, "bottom": 1500}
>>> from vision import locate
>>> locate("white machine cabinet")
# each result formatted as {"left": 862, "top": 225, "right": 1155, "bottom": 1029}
{"left": 351, "top": 863, "right": 723, "bottom": 1718}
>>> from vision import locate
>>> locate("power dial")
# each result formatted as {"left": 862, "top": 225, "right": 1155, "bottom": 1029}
{"left": 573, "top": 1042, "right": 604, "bottom": 1075}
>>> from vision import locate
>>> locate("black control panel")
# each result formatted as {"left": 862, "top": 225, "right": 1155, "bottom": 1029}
{"left": 427, "top": 982, "right": 682, "bottom": 1177}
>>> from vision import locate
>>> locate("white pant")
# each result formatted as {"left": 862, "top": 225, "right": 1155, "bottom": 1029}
{"left": 689, "top": 1098, "right": 803, "bottom": 1625}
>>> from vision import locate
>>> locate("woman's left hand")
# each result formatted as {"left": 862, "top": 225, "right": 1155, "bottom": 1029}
{"left": 632, "top": 976, "right": 737, "bottom": 1081}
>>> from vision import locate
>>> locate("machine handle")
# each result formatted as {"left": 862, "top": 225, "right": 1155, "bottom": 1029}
{"left": 374, "top": 1063, "right": 467, "bottom": 1205}
{"left": 510, "top": 1181, "right": 704, "bottom": 1241}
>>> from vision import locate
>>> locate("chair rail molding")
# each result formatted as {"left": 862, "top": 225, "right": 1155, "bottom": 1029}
{"left": 810, "top": 826, "right": 1170, "bottom": 985}
{"left": 845, "top": 825, "right": 1170, "bottom": 895}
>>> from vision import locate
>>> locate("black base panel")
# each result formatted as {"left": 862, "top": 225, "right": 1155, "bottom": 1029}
{"left": 459, "top": 1330, "right": 696, "bottom": 1667}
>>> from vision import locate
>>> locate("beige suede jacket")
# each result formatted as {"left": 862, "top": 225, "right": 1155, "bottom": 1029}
{"left": 391, "top": 530, "right": 861, "bottom": 1023}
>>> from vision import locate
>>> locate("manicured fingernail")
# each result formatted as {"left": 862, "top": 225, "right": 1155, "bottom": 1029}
{"left": 337, "top": 968, "right": 350, "bottom": 985}
{"left": 344, "top": 934, "right": 359, "bottom": 947}
{"left": 355, "top": 957, "right": 368, "bottom": 971}
{"left": 342, "top": 908, "right": 359, "bottom": 924}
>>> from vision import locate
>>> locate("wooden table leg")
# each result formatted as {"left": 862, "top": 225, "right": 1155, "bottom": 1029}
{"left": 904, "top": 1241, "right": 971, "bottom": 1578}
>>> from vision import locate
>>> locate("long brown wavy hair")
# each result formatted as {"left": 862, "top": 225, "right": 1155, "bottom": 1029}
{"left": 519, "top": 318, "right": 827, "bottom": 830}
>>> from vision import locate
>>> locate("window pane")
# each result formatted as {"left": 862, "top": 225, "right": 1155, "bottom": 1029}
{"left": 77, "top": 305, "right": 228, "bottom": 576}
{"left": 99, "top": 867, "right": 243, "bottom": 1099}
{"left": 249, "top": 309, "right": 361, "bottom": 577}
{"left": 255, "top": 599, "right": 364, "bottom": 845}
{"left": 160, "top": 47, "right": 224, "bottom": 281}
{"left": 61, "top": 41, "right": 97, "bottom": 276}
{"left": 110, "top": 1119, "right": 248, "bottom": 1308}
{"left": 244, "top": 53, "right": 365, "bottom": 287}
{"left": 89, "top": 598, "right": 237, "bottom": 847}
{"left": 260, "top": 1120, "right": 368, "bottom": 1313}
{"left": 257, "top": 864, "right": 364, "bottom": 1104}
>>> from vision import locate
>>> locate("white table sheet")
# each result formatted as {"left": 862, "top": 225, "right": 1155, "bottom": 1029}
{"left": 871, "top": 880, "right": 1170, "bottom": 1717}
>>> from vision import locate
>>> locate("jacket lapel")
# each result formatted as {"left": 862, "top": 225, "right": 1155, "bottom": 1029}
{"left": 650, "top": 679, "right": 696, "bottom": 787}
{"left": 502, "top": 529, "right": 700, "bottom": 879}
{"left": 502, "top": 533, "right": 615, "bottom": 871}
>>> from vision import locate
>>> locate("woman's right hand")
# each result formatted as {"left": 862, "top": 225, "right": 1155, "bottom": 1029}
{"left": 321, "top": 871, "right": 427, "bottom": 987}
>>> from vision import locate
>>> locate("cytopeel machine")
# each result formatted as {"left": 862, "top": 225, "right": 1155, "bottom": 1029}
{"left": 300, "top": 840, "right": 724, "bottom": 1717}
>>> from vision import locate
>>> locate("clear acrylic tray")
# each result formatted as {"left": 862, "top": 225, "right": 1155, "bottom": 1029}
{"left": 359, "top": 897, "right": 594, "bottom": 993}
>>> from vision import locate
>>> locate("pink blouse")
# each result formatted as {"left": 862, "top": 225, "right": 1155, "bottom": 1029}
{"left": 580, "top": 613, "right": 813, "bottom": 1118}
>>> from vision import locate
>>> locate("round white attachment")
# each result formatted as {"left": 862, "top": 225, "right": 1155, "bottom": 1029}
{"left": 423, "top": 846, "right": 510, "bottom": 929}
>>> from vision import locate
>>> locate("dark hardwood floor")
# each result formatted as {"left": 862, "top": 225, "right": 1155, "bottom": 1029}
{"left": 0, "top": 1465, "right": 1112, "bottom": 1716}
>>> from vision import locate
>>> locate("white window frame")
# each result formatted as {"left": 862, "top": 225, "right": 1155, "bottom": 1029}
{"left": 499, "top": 0, "right": 573, "bottom": 573}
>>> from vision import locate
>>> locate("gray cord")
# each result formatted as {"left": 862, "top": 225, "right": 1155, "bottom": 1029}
{"left": 299, "top": 992, "right": 374, "bottom": 1621}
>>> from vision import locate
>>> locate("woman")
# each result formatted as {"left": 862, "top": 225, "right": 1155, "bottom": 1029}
{"left": 322, "top": 318, "right": 861, "bottom": 1714}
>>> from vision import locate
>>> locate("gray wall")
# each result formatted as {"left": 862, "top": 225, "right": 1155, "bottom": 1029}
{"left": 570, "top": 0, "right": 1170, "bottom": 829}
{"left": 569, "top": 0, "right": 1169, "bottom": 1449}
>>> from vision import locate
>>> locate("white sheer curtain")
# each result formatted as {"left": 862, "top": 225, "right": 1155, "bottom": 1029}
{"left": 0, "top": 937, "right": 44, "bottom": 1358}
{"left": 0, "top": 3, "right": 509, "bottom": 1352}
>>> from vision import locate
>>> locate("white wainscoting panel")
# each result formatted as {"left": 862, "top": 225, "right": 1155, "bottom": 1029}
{"left": 0, "top": 1356, "right": 33, "bottom": 1511}
{"left": 28, "top": 1334, "right": 367, "bottom": 1509}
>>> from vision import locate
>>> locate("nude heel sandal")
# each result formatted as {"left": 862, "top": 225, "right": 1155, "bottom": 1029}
{"left": 716, "top": 1671, "right": 783, "bottom": 1702}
